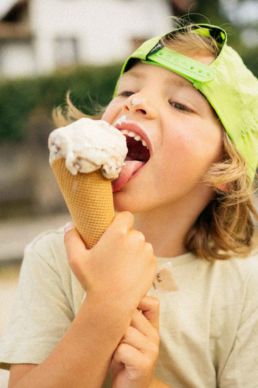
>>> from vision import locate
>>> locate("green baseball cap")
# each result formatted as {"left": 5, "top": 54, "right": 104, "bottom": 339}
{"left": 115, "top": 24, "right": 258, "bottom": 181}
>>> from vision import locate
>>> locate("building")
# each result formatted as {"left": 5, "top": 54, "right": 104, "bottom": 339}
{"left": 0, "top": 0, "right": 172, "bottom": 78}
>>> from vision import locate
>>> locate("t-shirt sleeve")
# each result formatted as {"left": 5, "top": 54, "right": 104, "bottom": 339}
{"left": 0, "top": 231, "right": 75, "bottom": 370}
{"left": 218, "top": 257, "right": 258, "bottom": 387}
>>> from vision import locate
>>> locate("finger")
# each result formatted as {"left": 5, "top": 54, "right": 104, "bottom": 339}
{"left": 122, "top": 326, "right": 158, "bottom": 354}
{"left": 130, "top": 310, "right": 159, "bottom": 344}
{"left": 113, "top": 342, "right": 145, "bottom": 367}
{"left": 128, "top": 229, "right": 146, "bottom": 244}
{"left": 138, "top": 296, "right": 160, "bottom": 330}
{"left": 64, "top": 225, "right": 90, "bottom": 281}
{"left": 64, "top": 224, "right": 88, "bottom": 258}
{"left": 105, "top": 211, "right": 134, "bottom": 236}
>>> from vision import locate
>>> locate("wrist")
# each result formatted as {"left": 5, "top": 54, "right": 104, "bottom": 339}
{"left": 86, "top": 288, "right": 139, "bottom": 318}
{"left": 149, "top": 377, "right": 170, "bottom": 388}
{"left": 81, "top": 292, "right": 134, "bottom": 336}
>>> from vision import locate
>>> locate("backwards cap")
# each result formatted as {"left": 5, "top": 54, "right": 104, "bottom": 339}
{"left": 115, "top": 24, "right": 258, "bottom": 181}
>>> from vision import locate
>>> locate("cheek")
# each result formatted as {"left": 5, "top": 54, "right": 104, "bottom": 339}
{"left": 101, "top": 99, "right": 121, "bottom": 123}
{"left": 160, "top": 125, "right": 222, "bottom": 177}
{"left": 162, "top": 131, "right": 195, "bottom": 164}
{"left": 101, "top": 105, "right": 113, "bottom": 123}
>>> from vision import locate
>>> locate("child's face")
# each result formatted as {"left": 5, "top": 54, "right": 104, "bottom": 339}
{"left": 102, "top": 61, "right": 223, "bottom": 213}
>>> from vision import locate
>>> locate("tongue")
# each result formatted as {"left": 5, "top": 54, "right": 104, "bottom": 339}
{"left": 112, "top": 160, "right": 144, "bottom": 192}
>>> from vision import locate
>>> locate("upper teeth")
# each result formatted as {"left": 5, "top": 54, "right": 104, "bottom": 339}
{"left": 121, "top": 129, "right": 148, "bottom": 148}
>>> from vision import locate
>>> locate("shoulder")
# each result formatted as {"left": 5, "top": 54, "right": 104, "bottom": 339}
{"left": 26, "top": 226, "right": 66, "bottom": 256}
{"left": 216, "top": 252, "right": 258, "bottom": 285}
{"left": 181, "top": 252, "right": 258, "bottom": 308}
{"left": 233, "top": 252, "right": 258, "bottom": 302}
{"left": 209, "top": 253, "right": 258, "bottom": 315}
{"left": 217, "top": 253, "right": 258, "bottom": 383}
{"left": 22, "top": 225, "right": 69, "bottom": 279}
{"left": 204, "top": 251, "right": 258, "bottom": 293}
{"left": 25, "top": 226, "right": 66, "bottom": 262}
{"left": 19, "top": 225, "right": 84, "bottom": 312}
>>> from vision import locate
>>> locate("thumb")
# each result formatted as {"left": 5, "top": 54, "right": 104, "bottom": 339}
{"left": 138, "top": 296, "right": 160, "bottom": 330}
{"left": 64, "top": 222, "right": 88, "bottom": 256}
{"left": 64, "top": 223, "right": 90, "bottom": 281}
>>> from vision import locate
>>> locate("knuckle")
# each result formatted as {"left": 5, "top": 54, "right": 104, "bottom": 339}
{"left": 67, "top": 254, "right": 80, "bottom": 269}
{"left": 127, "top": 230, "right": 144, "bottom": 245}
{"left": 112, "top": 212, "right": 134, "bottom": 237}
{"left": 153, "top": 331, "right": 160, "bottom": 346}
{"left": 148, "top": 342, "right": 159, "bottom": 359}
{"left": 145, "top": 242, "right": 154, "bottom": 255}
{"left": 116, "top": 343, "right": 126, "bottom": 357}
{"left": 151, "top": 253, "right": 157, "bottom": 267}
{"left": 63, "top": 231, "right": 71, "bottom": 245}
{"left": 124, "top": 326, "right": 134, "bottom": 341}
{"left": 67, "top": 253, "right": 86, "bottom": 271}
{"left": 116, "top": 227, "right": 127, "bottom": 239}
{"left": 152, "top": 297, "right": 160, "bottom": 309}
{"left": 118, "top": 211, "right": 134, "bottom": 224}
{"left": 67, "top": 253, "right": 76, "bottom": 264}
{"left": 113, "top": 346, "right": 122, "bottom": 362}
{"left": 134, "top": 230, "right": 145, "bottom": 243}
{"left": 142, "top": 357, "right": 153, "bottom": 372}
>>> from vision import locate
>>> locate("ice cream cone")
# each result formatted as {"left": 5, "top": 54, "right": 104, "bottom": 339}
{"left": 51, "top": 158, "right": 115, "bottom": 248}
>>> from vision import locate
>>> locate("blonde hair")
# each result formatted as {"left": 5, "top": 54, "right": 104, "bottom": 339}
{"left": 186, "top": 132, "right": 257, "bottom": 260}
{"left": 53, "top": 25, "right": 258, "bottom": 261}
{"left": 162, "top": 26, "right": 258, "bottom": 260}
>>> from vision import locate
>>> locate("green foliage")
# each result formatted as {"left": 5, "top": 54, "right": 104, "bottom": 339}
{"left": 242, "top": 47, "right": 258, "bottom": 77}
{"left": 188, "top": 0, "right": 258, "bottom": 77}
{"left": 0, "top": 64, "right": 121, "bottom": 141}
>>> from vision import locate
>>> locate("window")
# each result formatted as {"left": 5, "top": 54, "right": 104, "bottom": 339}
{"left": 55, "top": 37, "right": 79, "bottom": 67}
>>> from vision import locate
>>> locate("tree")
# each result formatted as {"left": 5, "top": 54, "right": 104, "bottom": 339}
{"left": 167, "top": 0, "right": 257, "bottom": 76}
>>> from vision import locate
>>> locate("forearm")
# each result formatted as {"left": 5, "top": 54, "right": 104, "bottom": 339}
{"left": 150, "top": 377, "right": 171, "bottom": 388}
{"left": 13, "top": 297, "right": 133, "bottom": 388}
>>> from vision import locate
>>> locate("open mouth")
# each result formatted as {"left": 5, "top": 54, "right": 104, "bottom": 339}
{"left": 112, "top": 122, "right": 151, "bottom": 192}
{"left": 122, "top": 130, "right": 150, "bottom": 163}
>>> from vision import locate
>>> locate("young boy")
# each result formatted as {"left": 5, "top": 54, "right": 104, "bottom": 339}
{"left": 0, "top": 22, "right": 258, "bottom": 387}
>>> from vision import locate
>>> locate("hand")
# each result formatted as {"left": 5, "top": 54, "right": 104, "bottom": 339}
{"left": 64, "top": 212, "right": 157, "bottom": 311}
{"left": 111, "top": 296, "right": 160, "bottom": 388}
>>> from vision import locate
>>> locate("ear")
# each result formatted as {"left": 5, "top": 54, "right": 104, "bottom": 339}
{"left": 216, "top": 183, "right": 229, "bottom": 193}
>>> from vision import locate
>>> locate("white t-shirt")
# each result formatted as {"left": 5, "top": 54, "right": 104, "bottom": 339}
{"left": 0, "top": 228, "right": 258, "bottom": 387}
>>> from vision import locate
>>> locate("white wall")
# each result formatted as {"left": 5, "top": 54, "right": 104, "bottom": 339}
{"left": 0, "top": 0, "right": 172, "bottom": 77}
{"left": 30, "top": 0, "right": 172, "bottom": 73}
{"left": 0, "top": 42, "right": 35, "bottom": 77}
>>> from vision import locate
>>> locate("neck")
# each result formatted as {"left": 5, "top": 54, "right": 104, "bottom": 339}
{"left": 134, "top": 190, "right": 212, "bottom": 258}
{"left": 134, "top": 206, "right": 188, "bottom": 258}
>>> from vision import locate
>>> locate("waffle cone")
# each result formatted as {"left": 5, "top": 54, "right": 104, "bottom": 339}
{"left": 51, "top": 158, "right": 115, "bottom": 248}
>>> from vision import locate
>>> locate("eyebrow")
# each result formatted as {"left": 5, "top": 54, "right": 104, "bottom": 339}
{"left": 121, "top": 69, "right": 195, "bottom": 90}
{"left": 120, "top": 68, "right": 208, "bottom": 108}
{"left": 121, "top": 70, "right": 144, "bottom": 80}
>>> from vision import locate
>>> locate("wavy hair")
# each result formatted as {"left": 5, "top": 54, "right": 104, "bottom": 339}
{"left": 53, "top": 22, "right": 258, "bottom": 261}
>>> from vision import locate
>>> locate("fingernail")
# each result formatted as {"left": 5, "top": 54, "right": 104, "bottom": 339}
{"left": 64, "top": 222, "right": 73, "bottom": 233}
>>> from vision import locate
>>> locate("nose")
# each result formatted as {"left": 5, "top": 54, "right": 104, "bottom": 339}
{"left": 124, "top": 94, "right": 158, "bottom": 119}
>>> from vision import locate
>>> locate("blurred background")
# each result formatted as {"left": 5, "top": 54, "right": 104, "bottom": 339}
{"left": 0, "top": 0, "right": 257, "bottom": 385}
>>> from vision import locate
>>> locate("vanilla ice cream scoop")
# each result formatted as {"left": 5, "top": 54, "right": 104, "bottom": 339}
{"left": 48, "top": 118, "right": 127, "bottom": 179}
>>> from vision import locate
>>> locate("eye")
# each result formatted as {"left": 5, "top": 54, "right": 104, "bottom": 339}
{"left": 117, "top": 90, "right": 135, "bottom": 97}
{"left": 169, "top": 100, "right": 193, "bottom": 113}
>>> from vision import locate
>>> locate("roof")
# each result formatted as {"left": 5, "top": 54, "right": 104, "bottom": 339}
{"left": 0, "top": 0, "right": 20, "bottom": 19}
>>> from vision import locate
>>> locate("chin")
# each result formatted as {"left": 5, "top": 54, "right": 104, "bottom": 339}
{"left": 114, "top": 190, "right": 159, "bottom": 215}
{"left": 113, "top": 191, "right": 134, "bottom": 213}
{"left": 113, "top": 190, "right": 143, "bottom": 214}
